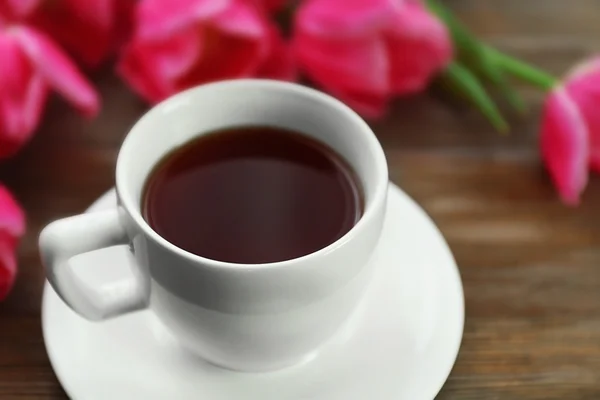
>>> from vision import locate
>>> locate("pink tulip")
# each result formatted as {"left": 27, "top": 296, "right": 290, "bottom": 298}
{"left": 0, "top": 0, "right": 39, "bottom": 19}
{"left": 541, "top": 57, "right": 600, "bottom": 205}
{"left": 117, "top": 0, "right": 295, "bottom": 104}
{"left": 248, "top": 0, "right": 287, "bottom": 14}
{"left": 0, "top": 22, "right": 99, "bottom": 157}
{"left": 294, "top": 0, "right": 451, "bottom": 117}
{"left": 0, "top": 185, "right": 25, "bottom": 301}
{"left": 28, "top": 0, "right": 136, "bottom": 67}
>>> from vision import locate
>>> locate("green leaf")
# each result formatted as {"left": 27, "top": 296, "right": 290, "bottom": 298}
{"left": 440, "top": 62, "right": 509, "bottom": 133}
{"left": 426, "top": 0, "right": 481, "bottom": 60}
{"left": 427, "top": 0, "right": 526, "bottom": 114}
{"left": 488, "top": 48, "right": 557, "bottom": 90}
{"left": 477, "top": 49, "right": 527, "bottom": 114}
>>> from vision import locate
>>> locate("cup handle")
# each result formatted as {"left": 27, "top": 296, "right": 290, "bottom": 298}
{"left": 39, "top": 208, "right": 150, "bottom": 321}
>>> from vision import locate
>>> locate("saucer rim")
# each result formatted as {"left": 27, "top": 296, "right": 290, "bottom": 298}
{"left": 42, "top": 184, "right": 464, "bottom": 400}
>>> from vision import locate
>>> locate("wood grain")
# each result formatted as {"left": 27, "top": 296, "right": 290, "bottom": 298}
{"left": 1, "top": 1, "right": 600, "bottom": 398}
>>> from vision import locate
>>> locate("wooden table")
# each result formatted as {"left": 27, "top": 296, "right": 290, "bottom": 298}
{"left": 1, "top": 1, "right": 599, "bottom": 398}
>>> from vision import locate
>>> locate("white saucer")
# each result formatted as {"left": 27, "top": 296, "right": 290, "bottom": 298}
{"left": 42, "top": 184, "right": 464, "bottom": 400}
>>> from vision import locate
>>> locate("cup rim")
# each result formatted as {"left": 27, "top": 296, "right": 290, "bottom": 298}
{"left": 116, "top": 79, "right": 388, "bottom": 270}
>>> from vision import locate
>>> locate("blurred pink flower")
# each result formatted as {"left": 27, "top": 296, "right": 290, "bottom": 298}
{"left": 540, "top": 57, "right": 600, "bottom": 205}
{"left": 0, "top": 185, "right": 25, "bottom": 301}
{"left": 0, "top": 0, "right": 39, "bottom": 19}
{"left": 294, "top": 0, "right": 451, "bottom": 117}
{"left": 0, "top": 22, "right": 100, "bottom": 157}
{"left": 249, "top": 0, "right": 287, "bottom": 14}
{"left": 27, "top": 0, "right": 136, "bottom": 67}
{"left": 117, "top": 0, "right": 295, "bottom": 104}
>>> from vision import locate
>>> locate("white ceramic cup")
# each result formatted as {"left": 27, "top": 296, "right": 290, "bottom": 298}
{"left": 39, "top": 80, "right": 388, "bottom": 372}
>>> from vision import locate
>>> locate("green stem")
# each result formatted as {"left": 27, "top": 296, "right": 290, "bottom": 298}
{"left": 441, "top": 62, "right": 509, "bottom": 134}
{"left": 428, "top": 0, "right": 524, "bottom": 114}
{"left": 428, "top": 0, "right": 556, "bottom": 92}
{"left": 488, "top": 49, "right": 557, "bottom": 90}
{"left": 478, "top": 48, "right": 528, "bottom": 114}
{"left": 426, "top": 0, "right": 480, "bottom": 55}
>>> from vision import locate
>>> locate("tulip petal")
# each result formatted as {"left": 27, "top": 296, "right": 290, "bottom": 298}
{"left": 329, "top": 89, "right": 389, "bottom": 118}
{"left": 296, "top": 34, "right": 390, "bottom": 96}
{"left": 296, "top": 0, "right": 398, "bottom": 38}
{"left": 0, "top": 35, "right": 48, "bottom": 157}
{"left": 0, "top": 75, "right": 48, "bottom": 158}
{"left": 540, "top": 87, "right": 589, "bottom": 205}
{"left": 0, "top": 35, "right": 33, "bottom": 138}
{"left": 212, "top": 0, "right": 267, "bottom": 39}
{"left": 47, "top": 0, "right": 112, "bottom": 30}
{"left": 0, "top": 185, "right": 25, "bottom": 301}
{"left": 386, "top": 1, "right": 452, "bottom": 94}
{"left": 119, "top": 0, "right": 272, "bottom": 102}
{"left": 591, "top": 150, "right": 600, "bottom": 172}
{"left": 117, "top": 40, "right": 174, "bottom": 103}
{"left": 31, "top": 0, "right": 116, "bottom": 66}
{"left": 256, "top": 24, "right": 296, "bottom": 81}
{"left": 16, "top": 74, "right": 47, "bottom": 138}
{"left": 0, "top": 186, "right": 25, "bottom": 239}
{"left": 118, "top": 25, "right": 207, "bottom": 103}
{"left": 137, "top": 0, "right": 229, "bottom": 39}
{"left": 247, "top": 0, "right": 286, "bottom": 14}
{"left": 146, "top": 29, "right": 203, "bottom": 82}
{"left": 0, "top": 237, "right": 18, "bottom": 301}
{"left": 12, "top": 27, "right": 99, "bottom": 117}
{"left": 176, "top": 25, "right": 265, "bottom": 86}
{"left": 563, "top": 57, "right": 600, "bottom": 173}
{"left": 0, "top": 0, "right": 40, "bottom": 18}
